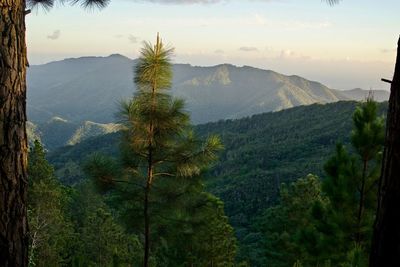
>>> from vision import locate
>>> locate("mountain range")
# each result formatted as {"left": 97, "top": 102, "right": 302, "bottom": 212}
{"left": 27, "top": 54, "right": 389, "bottom": 127}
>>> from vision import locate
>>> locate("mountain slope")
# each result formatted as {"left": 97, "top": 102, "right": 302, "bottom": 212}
{"left": 47, "top": 101, "right": 387, "bottom": 233}
{"left": 28, "top": 117, "right": 122, "bottom": 150}
{"left": 28, "top": 54, "right": 351, "bottom": 124}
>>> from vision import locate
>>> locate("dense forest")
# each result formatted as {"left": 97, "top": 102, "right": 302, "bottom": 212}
{"left": 38, "top": 96, "right": 388, "bottom": 266}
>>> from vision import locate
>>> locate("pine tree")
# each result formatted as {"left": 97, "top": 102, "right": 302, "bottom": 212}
{"left": 162, "top": 192, "right": 237, "bottom": 266}
{"left": 1, "top": 1, "right": 109, "bottom": 264}
{"left": 27, "top": 140, "right": 73, "bottom": 267}
{"left": 84, "top": 34, "right": 222, "bottom": 267}
{"left": 320, "top": 98, "right": 384, "bottom": 264}
{"left": 351, "top": 98, "right": 384, "bottom": 244}
{"left": 260, "top": 174, "right": 328, "bottom": 267}
{"left": 69, "top": 181, "right": 141, "bottom": 267}
{"left": 370, "top": 36, "right": 400, "bottom": 267}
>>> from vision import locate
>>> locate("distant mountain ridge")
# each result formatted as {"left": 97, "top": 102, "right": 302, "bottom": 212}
{"left": 339, "top": 88, "right": 389, "bottom": 102}
{"left": 27, "top": 118, "right": 121, "bottom": 150}
{"left": 27, "top": 54, "right": 385, "bottom": 125}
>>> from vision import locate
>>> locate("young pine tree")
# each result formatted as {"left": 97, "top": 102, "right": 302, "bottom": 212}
{"left": 84, "top": 35, "right": 222, "bottom": 267}
{"left": 321, "top": 98, "right": 384, "bottom": 264}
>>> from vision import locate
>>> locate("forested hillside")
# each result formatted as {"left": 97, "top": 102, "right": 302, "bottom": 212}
{"left": 46, "top": 100, "right": 388, "bottom": 264}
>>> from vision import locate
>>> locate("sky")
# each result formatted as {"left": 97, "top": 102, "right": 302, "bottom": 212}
{"left": 26, "top": 0, "right": 399, "bottom": 90}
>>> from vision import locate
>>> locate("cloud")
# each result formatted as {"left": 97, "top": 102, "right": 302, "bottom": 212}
{"left": 283, "top": 21, "right": 332, "bottom": 29}
{"left": 279, "top": 49, "right": 295, "bottom": 58}
{"left": 239, "top": 46, "right": 258, "bottom": 52}
{"left": 47, "top": 30, "right": 60, "bottom": 40}
{"left": 254, "top": 13, "right": 267, "bottom": 26}
{"left": 214, "top": 49, "right": 224, "bottom": 54}
{"left": 114, "top": 34, "right": 124, "bottom": 38}
{"left": 128, "top": 34, "right": 139, "bottom": 43}
{"left": 381, "top": 48, "right": 396, "bottom": 53}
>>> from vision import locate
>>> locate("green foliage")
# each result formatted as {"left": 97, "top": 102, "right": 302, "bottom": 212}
{"left": 341, "top": 244, "right": 368, "bottom": 267}
{"left": 68, "top": 182, "right": 142, "bottom": 266}
{"left": 257, "top": 99, "right": 385, "bottom": 267}
{"left": 48, "top": 101, "right": 388, "bottom": 262}
{"left": 321, "top": 98, "right": 384, "bottom": 263}
{"left": 84, "top": 35, "right": 234, "bottom": 266}
{"left": 258, "top": 174, "right": 328, "bottom": 267}
{"left": 28, "top": 141, "right": 141, "bottom": 266}
{"left": 28, "top": 140, "right": 74, "bottom": 267}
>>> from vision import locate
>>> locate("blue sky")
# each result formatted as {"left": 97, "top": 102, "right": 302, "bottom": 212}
{"left": 26, "top": 0, "right": 399, "bottom": 90}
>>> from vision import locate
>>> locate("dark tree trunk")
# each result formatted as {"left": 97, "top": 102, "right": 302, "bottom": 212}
{"left": 356, "top": 159, "right": 368, "bottom": 244}
{"left": 143, "top": 171, "right": 151, "bottom": 267}
{"left": 0, "top": 0, "right": 29, "bottom": 266}
{"left": 370, "top": 36, "right": 400, "bottom": 267}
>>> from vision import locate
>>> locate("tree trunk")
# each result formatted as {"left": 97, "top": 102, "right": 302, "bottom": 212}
{"left": 369, "top": 36, "right": 400, "bottom": 267}
{"left": 356, "top": 159, "right": 368, "bottom": 244}
{"left": 143, "top": 173, "right": 151, "bottom": 267}
{"left": 0, "top": 1, "right": 29, "bottom": 266}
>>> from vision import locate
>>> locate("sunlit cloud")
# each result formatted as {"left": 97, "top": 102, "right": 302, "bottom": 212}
{"left": 239, "top": 47, "right": 258, "bottom": 52}
{"left": 47, "top": 30, "right": 60, "bottom": 40}
{"left": 381, "top": 48, "right": 396, "bottom": 53}
{"left": 128, "top": 35, "right": 139, "bottom": 43}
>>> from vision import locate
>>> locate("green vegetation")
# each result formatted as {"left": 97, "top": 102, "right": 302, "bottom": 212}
{"left": 28, "top": 140, "right": 140, "bottom": 266}
{"left": 28, "top": 35, "right": 388, "bottom": 266}
{"left": 29, "top": 54, "right": 386, "bottom": 125}
{"left": 69, "top": 36, "right": 235, "bottom": 266}
{"left": 47, "top": 100, "right": 387, "bottom": 264}
{"left": 255, "top": 99, "right": 385, "bottom": 267}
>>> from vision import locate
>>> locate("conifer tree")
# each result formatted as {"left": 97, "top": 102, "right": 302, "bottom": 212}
{"left": 1, "top": 1, "right": 109, "bottom": 265}
{"left": 320, "top": 98, "right": 384, "bottom": 264}
{"left": 84, "top": 34, "right": 222, "bottom": 267}
{"left": 370, "top": 36, "right": 400, "bottom": 267}
{"left": 27, "top": 140, "right": 73, "bottom": 267}
{"left": 69, "top": 181, "right": 142, "bottom": 267}
{"left": 260, "top": 174, "right": 328, "bottom": 267}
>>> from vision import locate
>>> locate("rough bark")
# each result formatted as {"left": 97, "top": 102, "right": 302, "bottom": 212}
{"left": 369, "top": 36, "right": 400, "bottom": 267}
{"left": 0, "top": 0, "right": 29, "bottom": 266}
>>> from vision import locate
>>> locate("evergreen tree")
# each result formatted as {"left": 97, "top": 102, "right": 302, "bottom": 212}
{"left": 350, "top": 98, "right": 384, "bottom": 244}
{"left": 259, "top": 99, "right": 385, "bottom": 267}
{"left": 259, "top": 174, "right": 328, "bottom": 267}
{"left": 370, "top": 35, "right": 400, "bottom": 267}
{"left": 322, "top": 98, "right": 384, "bottom": 262}
{"left": 84, "top": 35, "right": 223, "bottom": 267}
{"left": 1, "top": 1, "right": 109, "bottom": 264}
{"left": 27, "top": 140, "right": 73, "bottom": 267}
{"left": 159, "top": 192, "right": 237, "bottom": 266}
{"left": 68, "top": 181, "right": 141, "bottom": 267}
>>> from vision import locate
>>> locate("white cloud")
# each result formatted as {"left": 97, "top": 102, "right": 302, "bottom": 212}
{"left": 381, "top": 48, "right": 396, "bottom": 53}
{"left": 47, "top": 30, "right": 60, "bottom": 40}
{"left": 239, "top": 46, "right": 258, "bottom": 52}
{"left": 128, "top": 34, "right": 139, "bottom": 43}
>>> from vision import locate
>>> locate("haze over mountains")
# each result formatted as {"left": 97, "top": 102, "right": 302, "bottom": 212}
{"left": 27, "top": 54, "right": 389, "bottom": 149}
{"left": 28, "top": 54, "right": 388, "bottom": 123}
